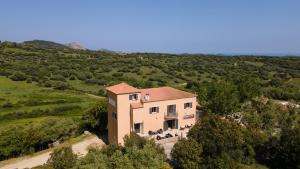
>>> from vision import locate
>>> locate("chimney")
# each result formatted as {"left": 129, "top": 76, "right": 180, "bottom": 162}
{"left": 144, "top": 94, "right": 150, "bottom": 101}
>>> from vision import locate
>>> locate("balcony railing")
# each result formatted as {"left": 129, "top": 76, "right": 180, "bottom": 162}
{"left": 164, "top": 112, "right": 178, "bottom": 119}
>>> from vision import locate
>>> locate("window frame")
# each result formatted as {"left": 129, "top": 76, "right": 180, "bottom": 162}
{"left": 149, "top": 106, "right": 159, "bottom": 114}
{"left": 129, "top": 93, "right": 138, "bottom": 100}
{"left": 184, "top": 102, "right": 193, "bottom": 109}
{"left": 167, "top": 104, "right": 176, "bottom": 113}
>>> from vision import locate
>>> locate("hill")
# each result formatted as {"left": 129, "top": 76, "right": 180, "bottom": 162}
{"left": 23, "top": 40, "right": 68, "bottom": 49}
{"left": 0, "top": 40, "right": 299, "bottom": 166}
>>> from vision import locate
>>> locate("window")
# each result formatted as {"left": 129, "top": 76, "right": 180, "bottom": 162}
{"left": 149, "top": 107, "right": 159, "bottom": 114}
{"left": 134, "top": 123, "right": 141, "bottom": 133}
{"left": 184, "top": 102, "right": 192, "bottom": 109}
{"left": 109, "top": 97, "right": 116, "bottom": 107}
{"left": 112, "top": 112, "right": 117, "bottom": 120}
{"left": 129, "top": 94, "right": 138, "bottom": 100}
{"left": 167, "top": 105, "right": 176, "bottom": 113}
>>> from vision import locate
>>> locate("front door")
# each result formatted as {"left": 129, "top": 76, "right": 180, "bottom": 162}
{"left": 164, "top": 120, "right": 178, "bottom": 130}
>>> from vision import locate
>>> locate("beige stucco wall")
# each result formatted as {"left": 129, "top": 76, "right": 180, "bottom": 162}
{"left": 108, "top": 91, "right": 196, "bottom": 144}
{"left": 107, "top": 91, "right": 118, "bottom": 144}
{"left": 108, "top": 92, "right": 141, "bottom": 145}
{"left": 131, "top": 97, "right": 197, "bottom": 135}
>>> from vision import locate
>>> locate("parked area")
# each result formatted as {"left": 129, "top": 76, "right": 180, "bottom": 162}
{"left": 138, "top": 126, "right": 193, "bottom": 159}
{"left": 139, "top": 124, "right": 193, "bottom": 141}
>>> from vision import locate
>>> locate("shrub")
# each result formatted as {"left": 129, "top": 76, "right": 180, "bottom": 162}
{"left": 69, "top": 75, "right": 76, "bottom": 80}
{"left": 10, "top": 72, "right": 27, "bottom": 81}
{"left": 171, "top": 138, "right": 202, "bottom": 169}
{"left": 80, "top": 101, "right": 107, "bottom": 133}
{"left": 48, "top": 146, "right": 77, "bottom": 169}
{"left": 53, "top": 82, "right": 69, "bottom": 90}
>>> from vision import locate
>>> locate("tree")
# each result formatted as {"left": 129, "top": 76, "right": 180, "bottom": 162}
{"left": 47, "top": 146, "right": 77, "bottom": 169}
{"left": 188, "top": 115, "right": 244, "bottom": 158}
{"left": 10, "top": 72, "right": 27, "bottom": 81}
{"left": 171, "top": 138, "right": 202, "bottom": 169}
{"left": 80, "top": 100, "right": 107, "bottom": 133}
{"left": 198, "top": 80, "right": 239, "bottom": 115}
{"left": 278, "top": 127, "right": 300, "bottom": 169}
{"left": 172, "top": 115, "right": 255, "bottom": 168}
{"left": 254, "top": 126, "right": 300, "bottom": 169}
{"left": 75, "top": 134, "right": 166, "bottom": 169}
{"left": 235, "top": 76, "right": 261, "bottom": 102}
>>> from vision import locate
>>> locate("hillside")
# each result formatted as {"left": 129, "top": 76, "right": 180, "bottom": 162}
{"left": 23, "top": 40, "right": 68, "bottom": 49}
{"left": 0, "top": 41, "right": 299, "bottom": 102}
{"left": 0, "top": 40, "right": 299, "bottom": 168}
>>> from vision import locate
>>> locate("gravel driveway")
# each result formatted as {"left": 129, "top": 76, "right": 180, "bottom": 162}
{"left": 0, "top": 136, "right": 105, "bottom": 169}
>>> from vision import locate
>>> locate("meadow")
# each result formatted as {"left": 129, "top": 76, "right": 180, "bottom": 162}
{"left": 0, "top": 76, "right": 101, "bottom": 129}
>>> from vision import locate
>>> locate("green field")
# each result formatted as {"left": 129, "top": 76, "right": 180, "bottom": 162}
{"left": 0, "top": 76, "right": 101, "bottom": 130}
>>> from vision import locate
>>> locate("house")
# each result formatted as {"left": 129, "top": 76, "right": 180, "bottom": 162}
{"left": 106, "top": 82, "right": 197, "bottom": 144}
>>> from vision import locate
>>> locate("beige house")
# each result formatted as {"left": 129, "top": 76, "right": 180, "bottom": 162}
{"left": 106, "top": 82, "right": 197, "bottom": 144}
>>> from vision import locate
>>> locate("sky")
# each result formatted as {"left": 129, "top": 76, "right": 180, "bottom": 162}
{"left": 0, "top": 0, "right": 300, "bottom": 55}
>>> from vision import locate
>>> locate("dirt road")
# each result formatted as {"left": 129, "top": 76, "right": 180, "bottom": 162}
{"left": 0, "top": 136, "right": 105, "bottom": 169}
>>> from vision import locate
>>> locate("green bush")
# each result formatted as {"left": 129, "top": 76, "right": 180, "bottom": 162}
{"left": 48, "top": 146, "right": 77, "bottom": 169}
{"left": 10, "top": 72, "right": 27, "bottom": 81}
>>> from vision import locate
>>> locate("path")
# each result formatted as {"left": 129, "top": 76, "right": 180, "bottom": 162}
{"left": 0, "top": 136, "right": 105, "bottom": 169}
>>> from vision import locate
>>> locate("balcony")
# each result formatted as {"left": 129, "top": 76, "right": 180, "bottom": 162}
{"left": 164, "top": 112, "right": 178, "bottom": 119}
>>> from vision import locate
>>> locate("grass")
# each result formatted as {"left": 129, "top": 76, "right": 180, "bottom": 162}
{"left": 68, "top": 79, "right": 103, "bottom": 94}
{"left": 0, "top": 76, "right": 103, "bottom": 130}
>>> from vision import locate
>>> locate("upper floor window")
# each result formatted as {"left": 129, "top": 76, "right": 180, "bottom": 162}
{"left": 129, "top": 94, "right": 138, "bottom": 100}
{"left": 109, "top": 97, "right": 116, "bottom": 107}
{"left": 184, "top": 102, "right": 192, "bottom": 109}
{"left": 167, "top": 105, "right": 176, "bottom": 113}
{"left": 149, "top": 107, "right": 159, "bottom": 114}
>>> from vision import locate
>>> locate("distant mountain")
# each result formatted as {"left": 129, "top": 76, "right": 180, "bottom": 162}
{"left": 65, "top": 42, "right": 86, "bottom": 50}
{"left": 97, "top": 48, "right": 115, "bottom": 53}
{"left": 23, "top": 40, "right": 67, "bottom": 49}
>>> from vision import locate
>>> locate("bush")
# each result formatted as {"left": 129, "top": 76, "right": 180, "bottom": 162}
{"left": 75, "top": 134, "right": 166, "bottom": 169}
{"left": 48, "top": 146, "right": 77, "bottom": 169}
{"left": 171, "top": 115, "right": 256, "bottom": 168}
{"left": 10, "top": 72, "right": 27, "bottom": 81}
{"left": 112, "top": 72, "right": 123, "bottom": 77}
{"left": 171, "top": 138, "right": 202, "bottom": 169}
{"left": 80, "top": 101, "right": 107, "bottom": 133}
{"left": 69, "top": 75, "right": 76, "bottom": 80}
{"left": 97, "top": 89, "right": 106, "bottom": 96}
{"left": 26, "top": 78, "right": 33, "bottom": 83}
{"left": 50, "top": 75, "right": 66, "bottom": 81}
{"left": 0, "top": 118, "right": 79, "bottom": 160}
{"left": 53, "top": 82, "right": 69, "bottom": 90}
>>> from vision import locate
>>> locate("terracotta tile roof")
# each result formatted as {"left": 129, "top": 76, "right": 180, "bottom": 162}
{"left": 106, "top": 82, "right": 140, "bottom": 94}
{"left": 131, "top": 102, "right": 143, "bottom": 109}
{"left": 106, "top": 83, "right": 196, "bottom": 102}
{"left": 139, "top": 87, "right": 196, "bottom": 102}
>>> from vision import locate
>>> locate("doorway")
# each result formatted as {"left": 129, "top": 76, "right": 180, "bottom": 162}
{"left": 164, "top": 120, "right": 178, "bottom": 131}
{"left": 134, "top": 123, "right": 143, "bottom": 134}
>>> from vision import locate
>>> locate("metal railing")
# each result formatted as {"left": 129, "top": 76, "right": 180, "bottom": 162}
{"left": 164, "top": 111, "right": 178, "bottom": 119}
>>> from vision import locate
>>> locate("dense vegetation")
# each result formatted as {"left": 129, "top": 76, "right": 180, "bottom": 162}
{"left": 0, "top": 41, "right": 299, "bottom": 101}
{"left": 0, "top": 40, "right": 299, "bottom": 168}
{"left": 35, "top": 134, "right": 170, "bottom": 169}
{"left": 0, "top": 76, "right": 102, "bottom": 160}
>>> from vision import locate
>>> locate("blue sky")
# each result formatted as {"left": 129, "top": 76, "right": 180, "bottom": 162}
{"left": 0, "top": 0, "right": 300, "bottom": 54}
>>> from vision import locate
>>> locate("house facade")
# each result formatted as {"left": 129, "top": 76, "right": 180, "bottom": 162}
{"left": 106, "top": 82, "right": 197, "bottom": 144}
